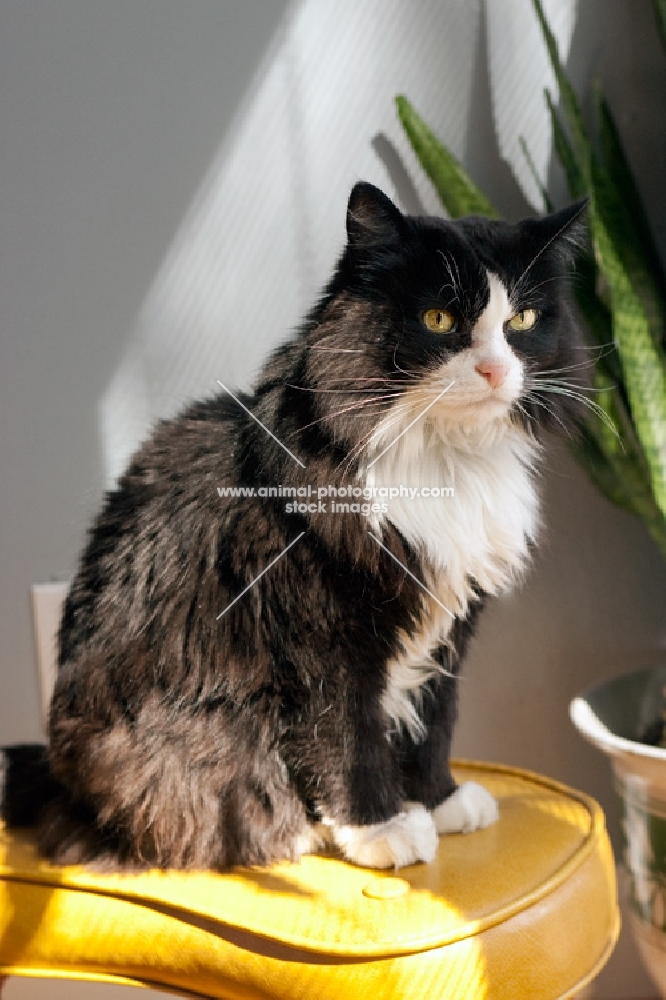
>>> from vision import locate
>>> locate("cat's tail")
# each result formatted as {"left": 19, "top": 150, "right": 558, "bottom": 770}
{"left": 0, "top": 744, "right": 63, "bottom": 828}
{"left": 1, "top": 744, "right": 125, "bottom": 866}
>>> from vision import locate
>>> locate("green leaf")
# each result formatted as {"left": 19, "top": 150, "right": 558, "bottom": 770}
{"left": 538, "top": 1, "right": 665, "bottom": 356}
{"left": 544, "top": 90, "right": 589, "bottom": 199}
{"left": 597, "top": 87, "right": 666, "bottom": 347}
{"left": 593, "top": 380, "right": 625, "bottom": 461}
{"left": 395, "top": 95, "right": 497, "bottom": 219}
{"left": 533, "top": 0, "right": 666, "bottom": 555}
{"left": 531, "top": 0, "right": 589, "bottom": 169}
{"left": 590, "top": 162, "right": 666, "bottom": 524}
{"left": 654, "top": 0, "right": 666, "bottom": 52}
{"left": 541, "top": 91, "right": 621, "bottom": 382}
{"left": 589, "top": 377, "right": 646, "bottom": 492}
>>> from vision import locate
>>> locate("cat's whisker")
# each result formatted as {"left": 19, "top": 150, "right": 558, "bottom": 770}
{"left": 335, "top": 396, "right": 427, "bottom": 475}
{"left": 436, "top": 283, "right": 457, "bottom": 303}
{"left": 452, "top": 255, "right": 463, "bottom": 299}
{"left": 526, "top": 369, "right": 588, "bottom": 392}
{"left": 444, "top": 250, "right": 463, "bottom": 304}
{"left": 514, "top": 200, "right": 588, "bottom": 291}
{"left": 292, "top": 396, "right": 402, "bottom": 438}
{"left": 513, "top": 274, "right": 560, "bottom": 299}
{"left": 521, "top": 391, "right": 572, "bottom": 437}
{"left": 306, "top": 346, "right": 364, "bottom": 353}
{"left": 285, "top": 383, "right": 396, "bottom": 395}
{"left": 532, "top": 376, "right": 606, "bottom": 395}
{"left": 512, "top": 398, "right": 533, "bottom": 421}
{"left": 301, "top": 377, "right": 421, "bottom": 389}
{"left": 338, "top": 387, "right": 454, "bottom": 468}
{"left": 287, "top": 373, "right": 423, "bottom": 394}
{"left": 291, "top": 383, "right": 447, "bottom": 450}
{"left": 512, "top": 400, "right": 533, "bottom": 426}
{"left": 336, "top": 406, "right": 412, "bottom": 474}
{"left": 312, "top": 375, "right": 416, "bottom": 383}
{"left": 391, "top": 345, "right": 424, "bottom": 380}
{"left": 436, "top": 250, "right": 461, "bottom": 305}
{"left": 532, "top": 345, "right": 617, "bottom": 376}
{"left": 512, "top": 399, "right": 559, "bottom": 444}
{"left": 577, "top": 341, "right": 618, "bottom": 352}
{"left": 529, "top": 383, "right": 621, "bottom": 441}
{"left": 356, "top": 388, "right": 448, "bottom": 459}
{"left": 311, "top": 396, "right": 408, "bottom": 430}
{"left": 529, "top": 376, "right": 611, "bottom": 395}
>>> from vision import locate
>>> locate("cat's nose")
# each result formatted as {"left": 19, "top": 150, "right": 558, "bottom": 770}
{"left": 475, "top": 361, "right": 509, "bottom": 389}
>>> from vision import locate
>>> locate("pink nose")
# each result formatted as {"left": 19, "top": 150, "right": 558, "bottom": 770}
{"left": 475, "top": 361, "right": 509, "bottom": 389}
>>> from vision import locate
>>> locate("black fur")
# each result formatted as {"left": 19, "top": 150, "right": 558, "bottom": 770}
{"left": 2, "top": 183, "right": 587, "bottom": 869}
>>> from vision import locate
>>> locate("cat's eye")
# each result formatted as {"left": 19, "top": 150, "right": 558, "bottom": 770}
{"left": 508, "top": 308, "right": 538, "bottom": 332}
{"left": 422, "top": 308, "right": 456, "bottom": 334}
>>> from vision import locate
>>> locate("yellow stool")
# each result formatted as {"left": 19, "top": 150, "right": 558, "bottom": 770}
{"left": 0, "top": 762, "right": 619, "bottom": 999}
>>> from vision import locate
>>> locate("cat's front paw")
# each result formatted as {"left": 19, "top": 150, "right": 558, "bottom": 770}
{"left": 432, "top": 781, "right": 498, "bottom": 834}
{"left": 332, "top": 803, "right": 438, "bottom": 869}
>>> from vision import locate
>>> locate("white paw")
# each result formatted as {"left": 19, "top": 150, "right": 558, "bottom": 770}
{"left": 331, "top": 803, "right": 438, "bottom": 869}
{"left": 432, "top": 781, "right": 499, "bottom": 835}
{"left": 292, "top": 823, "right": 329, "bottom": 857}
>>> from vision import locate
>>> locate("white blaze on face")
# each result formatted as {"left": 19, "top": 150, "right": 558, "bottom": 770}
{"left": 434, "top": 271, "right": 523, "bottom": 423}
{"left": 472, "top": 274, "right": 519, "bottom": 389}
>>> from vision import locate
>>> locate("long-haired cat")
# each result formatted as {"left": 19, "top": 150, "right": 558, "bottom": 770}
{"left": 2, "top": 182, "right": 588, "bottom": 870}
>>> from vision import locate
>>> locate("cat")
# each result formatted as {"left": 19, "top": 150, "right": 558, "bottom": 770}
{"left": 2, "top": 182, "right": 588, "bottom": 871}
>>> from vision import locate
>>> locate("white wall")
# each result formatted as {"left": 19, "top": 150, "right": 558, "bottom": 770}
{"left": 1, "top": 1, "right": 665, "bottom": 997}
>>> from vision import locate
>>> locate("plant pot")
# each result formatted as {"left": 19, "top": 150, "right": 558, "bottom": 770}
{"left": 571, "top": 666, "right": 666, "bottom": 997}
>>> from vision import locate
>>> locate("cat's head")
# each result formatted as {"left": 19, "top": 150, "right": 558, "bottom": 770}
{"left": 304, "top": 182, "right": 589, "bottom": 454}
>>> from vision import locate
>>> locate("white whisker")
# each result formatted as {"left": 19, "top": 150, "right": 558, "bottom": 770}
{"left": 514, "top": 201, "right": 588, "bottom": 290}
{"left": 529, "top": 382, "right": 621, "bottom": 441}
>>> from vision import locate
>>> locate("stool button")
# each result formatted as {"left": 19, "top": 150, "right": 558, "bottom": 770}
{"left": 362, "top": 877, "right": 410, "bottom": 900}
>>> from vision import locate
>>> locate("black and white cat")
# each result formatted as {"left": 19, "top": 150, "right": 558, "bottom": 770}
{"left": 2, "top": 182, "right": 587, "bottom": 870}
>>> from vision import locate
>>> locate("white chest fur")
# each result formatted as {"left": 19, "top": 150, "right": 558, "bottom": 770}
{"left": 365, "top": 419, "right": 541, "bottom": 738}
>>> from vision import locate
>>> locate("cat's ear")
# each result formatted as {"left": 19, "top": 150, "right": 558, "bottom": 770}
{"left": 523, "top": 198, "right": 590, "bottom": 263}
{"left": 346, "top": 182, "right": 406, "bottom": 251}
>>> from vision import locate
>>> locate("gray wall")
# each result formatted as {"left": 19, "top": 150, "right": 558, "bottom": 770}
{"left": 1, "top": 2, "right": 665, "bottom": 997}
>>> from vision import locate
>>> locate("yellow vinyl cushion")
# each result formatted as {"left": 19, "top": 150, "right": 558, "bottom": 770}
{"left": 0, "top": 761, "right": 619, "bottom": 999}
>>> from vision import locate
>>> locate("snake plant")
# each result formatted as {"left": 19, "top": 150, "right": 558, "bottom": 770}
{"left": 397, "top": 0, "right": 666, "bottom": 559}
